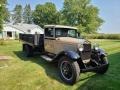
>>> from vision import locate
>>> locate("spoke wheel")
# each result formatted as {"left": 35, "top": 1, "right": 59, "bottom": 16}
{"left": 60, "top": 61, "right": 73, "bottom": 80}
{"left": 58, "top": 56, "right": 80, "bottom": 85}
{"left": 96, "top": 56, "right": 109, "bottom": 74}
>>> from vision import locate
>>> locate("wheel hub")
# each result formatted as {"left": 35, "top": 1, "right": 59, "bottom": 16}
{"left": 60, "top": 61, "right": 73, "bottom": 80}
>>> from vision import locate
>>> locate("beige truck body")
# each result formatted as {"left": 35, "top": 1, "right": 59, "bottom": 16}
{"left": 44, "top": 37, "right": 86, "bottom": 54}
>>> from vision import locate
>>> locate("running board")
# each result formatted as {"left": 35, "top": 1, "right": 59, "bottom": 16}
{"left": 41, "top": 55, "right": 53, "bottom": 62}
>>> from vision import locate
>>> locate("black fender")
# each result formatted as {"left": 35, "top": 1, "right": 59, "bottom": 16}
{"left": 54, "top": 51, "right": 80, "bottom": 62}
{"left": 98, "top": 48, "right": 107, "bottom": 57}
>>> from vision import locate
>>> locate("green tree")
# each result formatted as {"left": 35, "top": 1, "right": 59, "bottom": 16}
{"left": 13, "top": 5, "right": 22, "bottom": 23}
{"left": 32, "top": 2, "right": 59, "bottom": 27}
{"left": 62, "top": 0, "right": 103, "bottom": 33}
{"left": 0, "top": 0, "right": 7, "bottom": 32}
{"left": 3, "top": 7, "right": 10, "bottom": 22}
{"left": 23, "top": 4, "right": 32, "bottom": 24}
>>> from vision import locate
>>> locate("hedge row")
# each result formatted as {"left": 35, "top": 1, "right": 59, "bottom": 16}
{"left": 84, "top": 34, "right": 120, "bottom": 39}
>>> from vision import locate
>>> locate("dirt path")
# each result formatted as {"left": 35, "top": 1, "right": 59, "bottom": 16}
{"left": 0, "top": 55, "right": 13, "bottom": 68}
{"left": 0, "top": 55, "right": 13, "bottom": 61}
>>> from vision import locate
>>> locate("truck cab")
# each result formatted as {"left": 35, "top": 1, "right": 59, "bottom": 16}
{"left": 44, "top": 25, "right": 80, "bottom": 54}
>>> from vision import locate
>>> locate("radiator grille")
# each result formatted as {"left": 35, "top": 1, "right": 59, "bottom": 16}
{"left": 81, "top": 44, "right": 91, "bottom": 60}
{"left": 83, "top": 44, "right": 91, "bottom": 51}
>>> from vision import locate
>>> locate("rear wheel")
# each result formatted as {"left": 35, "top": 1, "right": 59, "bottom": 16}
{"left": 58, "top": 56, "right": 80, "bottom": 85}
{"left": 22, "top": 44, "right": 26, "bottom": 52}
{"left": 96, "top": 57, "right": 109, "bottom": 74}
{"left": 24, "top": 44, "right": 33, "bottom": 57}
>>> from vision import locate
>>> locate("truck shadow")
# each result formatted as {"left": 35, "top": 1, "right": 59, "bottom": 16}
{"left": 14, "top": 51, "right": 64, "bottom": 83}
{"left": 14, "top": 51, "right": 120, "bottom": 87}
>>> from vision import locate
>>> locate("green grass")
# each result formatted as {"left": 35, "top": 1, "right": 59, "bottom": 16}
{"left": 0, "top": 40, "right": 120, "bottom": 90}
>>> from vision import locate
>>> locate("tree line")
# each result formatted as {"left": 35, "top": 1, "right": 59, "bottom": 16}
{"left": 13, "top": 4, "right": 32, "bottom": 24}
{"left": 1, "top": 0, "right": 104, "bottom": 34}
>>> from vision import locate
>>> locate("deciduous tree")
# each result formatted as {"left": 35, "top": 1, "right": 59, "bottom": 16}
{"left": 0, "top": 0, "right": 7, "bottom": 32}
{"left": 62, "top": 0, "right": 103, "bottom": 33}
{"left": 3, "top": 7, "right": 10, "bottom": 22}
{"left": 32, "top": 2, "right": 59, "bottom": 27}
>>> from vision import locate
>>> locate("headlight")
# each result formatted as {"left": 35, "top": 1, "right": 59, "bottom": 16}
{"left": 78, "top": 44, "right": 84, "bottom": 51}
{"left": 93, "top": 43, "right": 99, "bottom": 50}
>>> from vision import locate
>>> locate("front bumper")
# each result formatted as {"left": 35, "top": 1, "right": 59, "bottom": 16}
{"left": 81, "top": 63, "right": 109, "bottom": 73}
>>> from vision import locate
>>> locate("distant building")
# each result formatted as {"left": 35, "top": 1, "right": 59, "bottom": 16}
{"left": 2, "top": 23, "right": 44, "bottom": 39}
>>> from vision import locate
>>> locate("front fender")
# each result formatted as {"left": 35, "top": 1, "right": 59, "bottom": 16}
{"left": 54, "top": 51, "right": 80, "bottom": 61}
{"left": 98, "top": 48, "right": 107, "bottom": 57}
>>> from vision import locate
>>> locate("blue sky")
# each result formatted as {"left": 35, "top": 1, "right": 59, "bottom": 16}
{"left": 7, "top": 0, "right": 120, "bottom": 34}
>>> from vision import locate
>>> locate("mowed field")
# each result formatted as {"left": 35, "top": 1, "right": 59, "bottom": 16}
{"left": 0, "top": 39, "right": 120, "bottom": 90}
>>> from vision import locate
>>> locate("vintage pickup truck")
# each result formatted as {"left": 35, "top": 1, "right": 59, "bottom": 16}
{"left": 19, "top": 25, "right": 109, "bottom": 85}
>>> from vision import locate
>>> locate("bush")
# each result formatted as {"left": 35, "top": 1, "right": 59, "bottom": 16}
{"left": 84, "top": 34, "right": 120, "bottom": 39}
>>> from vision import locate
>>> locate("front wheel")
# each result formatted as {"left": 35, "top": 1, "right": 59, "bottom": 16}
{"left": 96, "top": 57, "right": 109, "bottom": 74}
{"left": 58, "top": 56, "right": 80, "bottom": 85}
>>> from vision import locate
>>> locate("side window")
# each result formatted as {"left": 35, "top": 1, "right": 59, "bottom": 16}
{"left": 45, "top": 28, "right": 54, "bottom": 37}
{"left": 56, "top": 29, "right": 62, "bottom": 37}
{"left": 68, "top": 30, "right": 76, "bottom": 37}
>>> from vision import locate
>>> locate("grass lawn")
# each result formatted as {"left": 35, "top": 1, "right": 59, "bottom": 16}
{"left": 0, "top": 39, "right": 120, "bottom": 90}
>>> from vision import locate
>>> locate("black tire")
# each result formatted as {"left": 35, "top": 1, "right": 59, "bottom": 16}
{"left": 24, "top": 44, "right": 33, "bottom": 57}
{"left": 58, "top": 56, "right": 80, "bottom": 85}
{"left": 96, "top": 57, "right": 109, "bottom": 74}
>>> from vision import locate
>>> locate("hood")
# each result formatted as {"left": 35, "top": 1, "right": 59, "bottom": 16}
{"left": 58, "top": 37, "right": 89, "bottom": 44}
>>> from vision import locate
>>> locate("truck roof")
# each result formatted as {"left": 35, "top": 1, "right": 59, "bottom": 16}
{"left": 44, "top": 25, "right": 77, "bottom": 30}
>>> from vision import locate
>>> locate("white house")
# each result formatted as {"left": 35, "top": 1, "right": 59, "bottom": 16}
{"left": 2, "top": 23, "right": 44, "bottom": 39}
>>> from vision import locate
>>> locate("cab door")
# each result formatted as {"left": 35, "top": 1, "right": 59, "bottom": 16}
{"left": 44, "top": 28, "right": 55, "bottom": 54}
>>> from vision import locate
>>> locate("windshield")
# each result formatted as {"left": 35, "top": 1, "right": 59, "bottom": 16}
{"left": 55, "top": 28, "right": 78, "bottom": 38}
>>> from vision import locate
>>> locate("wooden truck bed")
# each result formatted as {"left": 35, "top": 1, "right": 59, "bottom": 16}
{"left": 19, "top": 34, "right": 44, "bottom": 47}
